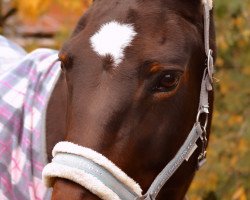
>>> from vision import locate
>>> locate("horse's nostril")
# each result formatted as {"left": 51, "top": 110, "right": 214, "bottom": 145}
{"left": 52, "top": 178, "right": 101, "bottom": 200}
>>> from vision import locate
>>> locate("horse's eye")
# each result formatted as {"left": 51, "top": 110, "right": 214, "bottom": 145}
{"left": 153, "top": 71, "right": 182, "bottom": 92}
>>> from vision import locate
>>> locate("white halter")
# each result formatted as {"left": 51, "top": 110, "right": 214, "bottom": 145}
{"left": 43, "top": 1, "right": 214, "bottom": 199}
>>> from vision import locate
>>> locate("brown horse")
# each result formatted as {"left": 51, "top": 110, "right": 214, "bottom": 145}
{"left": 45, "top": 0, "right": 216, "bottom": 199}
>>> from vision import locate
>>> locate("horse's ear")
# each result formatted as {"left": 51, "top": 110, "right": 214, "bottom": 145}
{"left": 184, "top": 0, "right": 213, "bottom": 9}
{"left": 176, "top": 0, "right": 204, "bottom": 20}
{"left": 182, "top": 0, "right": 214, "bottom": 17}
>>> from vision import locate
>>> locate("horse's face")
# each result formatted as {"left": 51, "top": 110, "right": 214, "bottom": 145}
{"left": 52, "top": 0, "right": 215, "bottom": 199}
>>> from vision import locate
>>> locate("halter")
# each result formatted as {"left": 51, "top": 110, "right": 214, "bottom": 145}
{"left": 43, "top": 1, "right": 214, "bottom": 199}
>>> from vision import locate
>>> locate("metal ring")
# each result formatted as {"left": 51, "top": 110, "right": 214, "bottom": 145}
{"left": 196, "top": 109, "right": 209, "bottom": 130}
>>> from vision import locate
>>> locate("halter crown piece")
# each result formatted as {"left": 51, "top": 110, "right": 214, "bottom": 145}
{"left": 42, "top": 1, "right": 214, "bottom": 199}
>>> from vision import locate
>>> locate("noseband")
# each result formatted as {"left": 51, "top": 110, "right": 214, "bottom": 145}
{"left": 43, "top": 1, "right": 215, "bottom": 199}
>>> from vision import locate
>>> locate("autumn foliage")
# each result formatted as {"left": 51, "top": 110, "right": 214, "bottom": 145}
{"left": 14, "top": 0, "right": 92, "bottom": 20}
{"left": 189, "top": 1, "right": 250, "bottom": 199}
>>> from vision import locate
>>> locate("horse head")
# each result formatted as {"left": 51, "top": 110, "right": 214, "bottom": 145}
{"left": 45, "top": 0, "right": 216, "bottom": 199}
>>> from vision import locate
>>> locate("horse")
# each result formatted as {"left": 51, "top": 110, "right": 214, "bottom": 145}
{"left": 0, "top": 0, "right": 216, "bottom": 199}
{"left": 44, "top": 0, "right": 216, "bottom": 199}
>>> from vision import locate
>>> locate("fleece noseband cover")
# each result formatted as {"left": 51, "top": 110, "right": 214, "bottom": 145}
{"left": 42, "top": 142, "right": 142, "bottom": 200}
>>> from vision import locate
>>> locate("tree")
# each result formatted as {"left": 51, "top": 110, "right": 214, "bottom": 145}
{"left": 0, "top": 0, "right": 92, "bottom": 33}
{"left": 188, "top": 0, "right": 250, "bottom": 199}
{"left": 0, "top": 0, "right": 17, "bottom": 33}
{"left": 15, "top": 0, "right": 92, "bottom": 20}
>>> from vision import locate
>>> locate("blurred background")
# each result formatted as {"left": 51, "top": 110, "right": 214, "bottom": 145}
{"left": 0, "top": 0, "right": 249, "bottom": 199}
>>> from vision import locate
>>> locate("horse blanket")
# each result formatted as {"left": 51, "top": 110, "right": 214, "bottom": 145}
{"left": 0, "top": 36, "right": 61, "bottom": 200}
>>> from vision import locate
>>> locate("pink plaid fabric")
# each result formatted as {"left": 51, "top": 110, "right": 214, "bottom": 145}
{"left": 0, "top": 36, "right": 61, "bottom": 200}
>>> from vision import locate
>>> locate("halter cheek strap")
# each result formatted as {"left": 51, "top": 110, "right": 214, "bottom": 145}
{"left": 43, "top": 1, "right": 214, "bottom": 199}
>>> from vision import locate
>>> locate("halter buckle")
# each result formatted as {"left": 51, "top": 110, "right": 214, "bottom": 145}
{"left": 207, "top": 49, "right": 214, "bottom": 83}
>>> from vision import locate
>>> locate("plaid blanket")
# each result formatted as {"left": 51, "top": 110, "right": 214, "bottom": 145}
{"left": 0, "top": 36, "right": 61, "bottom": 200}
